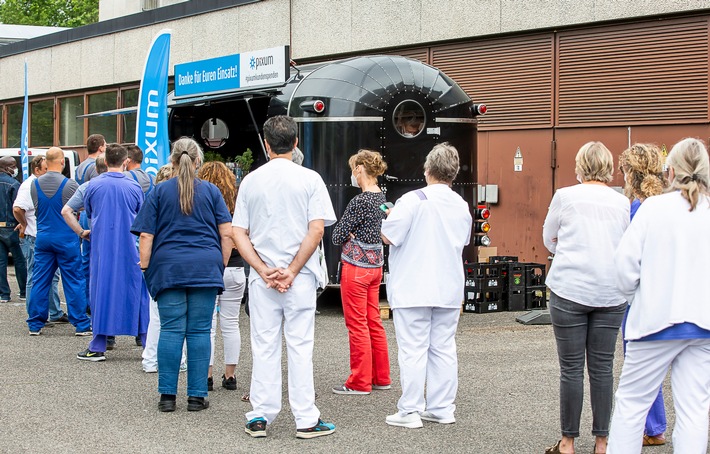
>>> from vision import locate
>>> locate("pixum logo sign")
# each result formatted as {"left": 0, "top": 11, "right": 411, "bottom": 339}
{"left": 249, "top": 54, "right": 274, "bottom": 71}
{"left": 174, "top": 46, "right": 289, "bottom": 98}
{"left": 240, "top": 46, "right": 289, "bottom": 89}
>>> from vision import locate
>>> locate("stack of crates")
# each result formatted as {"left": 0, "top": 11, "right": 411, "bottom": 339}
{"left": 488, "top": 255, "right": 525, "bottom": 311}
{"left": 462, "top": 262, "right": 504, "bottom": 313}
{"left": 505, "top": 262, "right": 527, "bottom": 311}
{"left": 524, "top": 263, "right": 547, "bottom": 310}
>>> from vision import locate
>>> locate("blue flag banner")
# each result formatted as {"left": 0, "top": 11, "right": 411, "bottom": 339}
{"left": 135, "top": 30, "right": 171, "bottom": 177}
{"left": 20, "top": 60, "right": 29, "bottom": 180}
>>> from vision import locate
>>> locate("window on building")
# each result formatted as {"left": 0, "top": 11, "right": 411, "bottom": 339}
{"left": 121, "top": 88, "right": 139, "bottom": 144}
{"left": 88, "top": 91, "right": 117, "bottom": 143}
{"left": 6, "top": 104, "right": 23, "bottom": 148}
{"left": 59, "top": 96, "right": 84, "bottom": 147}
{"left": 30, "top": 99, "right": 54, "bottom": 147}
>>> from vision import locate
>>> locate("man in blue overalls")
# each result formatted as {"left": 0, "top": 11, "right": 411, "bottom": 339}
{"left": 75, "top": 134, "right": 106, "bottom": 307}
{"left": 26, "top": 148, "right": 90, "bottom": 336}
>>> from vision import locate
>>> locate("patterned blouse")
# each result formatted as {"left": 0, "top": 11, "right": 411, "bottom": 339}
{"left": 331, "top": 191, "right": 386, "bottom": 268}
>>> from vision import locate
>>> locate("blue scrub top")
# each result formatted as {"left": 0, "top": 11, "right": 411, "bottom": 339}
{"left": 131, "top": 178, "right": 232, "bottom": 298}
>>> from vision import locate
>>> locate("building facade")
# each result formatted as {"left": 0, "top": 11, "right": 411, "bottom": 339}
{"left": 1, "top": 0, "right": 709, "bottom": 261}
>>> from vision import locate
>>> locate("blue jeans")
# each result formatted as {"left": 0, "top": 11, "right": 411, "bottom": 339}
{"left": 21, "top": 235, "right": 63, "bottom": 320}
{"left": 549, "top": 292, "right": 626, "bottom": 438}
{"left": 0, "top": 227, "right": 26, "bottom": 301}
{"left": 157, "top": 287, "right": 217, "bottom": 398}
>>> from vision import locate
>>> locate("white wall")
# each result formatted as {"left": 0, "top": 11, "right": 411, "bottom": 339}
{"left": 3, "top": 0, "right": 710, "bottom": 100}
{"left": 99, "top": 0, "right": 189, "bottom": 21}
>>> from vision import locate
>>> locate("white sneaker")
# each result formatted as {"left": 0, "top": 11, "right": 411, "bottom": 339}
{"left": 371, "top": 384, "right": 391, "bottom": 390}
{"left": 385, "top": 412, "right": 423, "bottom": 429}
{"left": 419, "top": 411, "right": 456, "bottom": 424}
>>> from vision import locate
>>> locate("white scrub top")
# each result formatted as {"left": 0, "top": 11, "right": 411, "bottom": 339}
{"left": 233, "top": 157, "right": 336, "bottom": 288}
{"left": 382, "top": 184, "right": 472, "bottom": 309}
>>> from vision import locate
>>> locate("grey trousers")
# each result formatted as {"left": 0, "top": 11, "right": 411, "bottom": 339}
{"left": 549, "top": 292, "right": 626, "bottom": 437}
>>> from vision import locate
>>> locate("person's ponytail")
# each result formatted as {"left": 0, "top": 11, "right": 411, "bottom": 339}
{"left": 170, "top": 138, "right": 203, "bottom": 215}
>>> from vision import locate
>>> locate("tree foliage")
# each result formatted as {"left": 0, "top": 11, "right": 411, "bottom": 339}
{"left": 0, "top": 0, "right": 99, "bottom": 28}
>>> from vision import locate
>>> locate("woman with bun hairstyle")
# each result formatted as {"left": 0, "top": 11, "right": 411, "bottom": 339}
{"left": 331, "top": 149, "right": 391, "bottom": 395}
{"left": 617, "top": 143, "right": 669, "bottom": 447}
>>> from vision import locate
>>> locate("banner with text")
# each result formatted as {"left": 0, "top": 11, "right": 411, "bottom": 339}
{"left": 174, "top": 45, "right": 289, "bottom": 98}
{"left": 135, "top": 29, "right": 172, "bottom": 177}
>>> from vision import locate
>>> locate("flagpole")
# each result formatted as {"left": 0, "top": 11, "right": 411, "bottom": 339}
{"left": 20, "top": 59, "right": 29, "bottom": 180}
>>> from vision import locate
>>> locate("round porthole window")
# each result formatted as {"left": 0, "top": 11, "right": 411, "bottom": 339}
{"left": 393, "top": 101, "right": 426, "bottom": 138}
{"left": 200, "top": 118, "right": 229, "bottom": 149}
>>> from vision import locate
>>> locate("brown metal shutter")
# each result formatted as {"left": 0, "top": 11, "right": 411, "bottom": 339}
{"left": 432, "top": 35, "right": 554, "bottom": 130}
{"left": 558, "top": 18, "right": 709, "bottom": 126}
{"left": 381, "top": 47, "right": 430, "bottom": 63}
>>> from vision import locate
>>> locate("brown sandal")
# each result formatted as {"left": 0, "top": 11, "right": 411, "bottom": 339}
{"left": 544, "top": 440, "right": 563, "bottom": 454}
{"left": 545, "top": 440, "right": 575, "bottom": 454}
{"left": 643, "top": 434, "right": 666, "bottom": 446}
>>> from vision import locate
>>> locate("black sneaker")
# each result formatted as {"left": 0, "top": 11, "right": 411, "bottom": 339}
{"left": 106, "top": 336, "right": 116, "bottom": 350}
{"left": 296, "top": 419, "right": 336, "bottom": 439}
{"left": 207, "top": 376, "right": 213, "bottom": 391}
{"left": 135, "top": 336, "right": 142, "bottom": 347}
{"left": 50, "top": 314, "right": 69, "bottom": 324}
{"left": 245, "top": 417, "right": 267, "bottom": 438}
{"left": 222, "top": 375, "right": 237, "bottom": 390}
{"left": 186, "top": 396, "right": 209, "bottom": 412}
{"left": 77, "top": 348, "right": 105, "bottom": 362}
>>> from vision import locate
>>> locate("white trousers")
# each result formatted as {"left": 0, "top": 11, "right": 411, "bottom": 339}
{"left": 142, "top": 297, "right": 161, "bottom": 370}
{"left": 608, "top": 338, "right": 710, "bottom": 454}
{"left": 245, "top": 273, "right": 320, "bottom": 429}
{"left": 209, "top": 267, "right": 246, "bottom": 366}
{"left": 392, "top": 306, "right": 460, "bottom": 418}
{"left": 142, "top": 296, "right": 186, "bottom": 370}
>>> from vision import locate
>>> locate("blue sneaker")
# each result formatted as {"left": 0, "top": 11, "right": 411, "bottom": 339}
{"left": 245, "top": 417, "right": 267, "bottom": 438}
{"left": 296, "top": 419, "right": 336, "bottom": 439}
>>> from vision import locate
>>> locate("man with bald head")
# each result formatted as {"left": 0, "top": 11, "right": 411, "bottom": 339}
{"left": 26, "top": 147, "right": 90, "bottom": 336}
{"left": 0, "top": 156, "right": 27, "bottom": 303}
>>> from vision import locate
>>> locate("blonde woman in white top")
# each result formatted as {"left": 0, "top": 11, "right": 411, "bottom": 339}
{"left": 542, "top": 142, "right": 630, "bottom": 454}
{"left": 608, "top": 138, "right": 710, "bottom": 454}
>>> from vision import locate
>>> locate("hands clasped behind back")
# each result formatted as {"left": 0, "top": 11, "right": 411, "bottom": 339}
{"left": 260, "top": 266, "right": 296, "bottom": 293}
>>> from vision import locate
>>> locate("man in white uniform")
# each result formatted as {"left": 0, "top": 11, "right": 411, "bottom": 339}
{"left": 233, "top": 115, "right": 337, "bottom": 439}
{"left": 381, "top": 143, "right": 472, "bottom": 429}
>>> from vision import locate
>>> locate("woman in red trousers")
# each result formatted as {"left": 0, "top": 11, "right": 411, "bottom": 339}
{"left": 331, "top": 149, "right": 391, "bottom": 395}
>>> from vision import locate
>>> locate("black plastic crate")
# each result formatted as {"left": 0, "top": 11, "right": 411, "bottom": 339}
{"left": 465, "top": 276, "right": 503, "bottom": 291}
{"left": 464, "top": 262, "right": 504, "bottom": 279}
{"left": 507, "top": 291, "right": 526, "bottom": 311}
{"left": 525, "top": 263, "right": 546, "bottom": 287}
{"left": 525, "top": 285, "right": 547, "bottom": 310}
{"left": 489, "top": 256, "right": 519, "bottom": 264}
{"left": 463, "top": 298, "right": 503, "bottom": 314}
{"left": 505, "top": 262, "right": 525, "bottom": 291}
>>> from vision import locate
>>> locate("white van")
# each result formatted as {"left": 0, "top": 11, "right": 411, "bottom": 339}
{"left": 0, "top": 148, "right": 79, "bottom": 183}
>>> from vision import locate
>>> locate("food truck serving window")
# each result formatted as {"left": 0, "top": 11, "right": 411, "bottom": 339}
{"left": 393, "top": 100, "right": 426, "bottom": 138}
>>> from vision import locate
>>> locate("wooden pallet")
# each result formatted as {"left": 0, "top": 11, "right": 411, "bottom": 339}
{"left": 379, "top": 302, "right": 392, "bottom": 320}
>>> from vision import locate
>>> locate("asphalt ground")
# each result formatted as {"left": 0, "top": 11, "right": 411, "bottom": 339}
{"left": 0, "top": 266, "right": 687, "bottom": 454}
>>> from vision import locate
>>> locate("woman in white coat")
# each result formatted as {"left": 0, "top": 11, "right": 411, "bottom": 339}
{"left": 608, "top": 138, "right": 710, "bottom": 454}
{"left": 381, "top": 143, "right": 472, "bottom": 429}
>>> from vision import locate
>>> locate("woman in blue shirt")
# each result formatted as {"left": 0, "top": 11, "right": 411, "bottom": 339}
{"left": 617, "top": 143, "right": 668, "bottom": 447}
{"left": 132, "top": 138, "right": 233, "bottom": 413}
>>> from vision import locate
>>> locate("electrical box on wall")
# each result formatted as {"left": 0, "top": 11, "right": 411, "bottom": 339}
{"left": 477, "top": 184, "right": 499, "bottom": 204}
